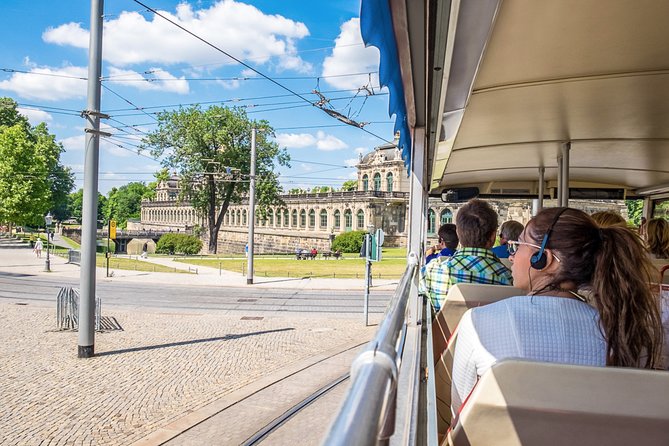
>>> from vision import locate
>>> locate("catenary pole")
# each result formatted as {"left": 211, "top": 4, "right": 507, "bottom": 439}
{"left": 246, "top": 128, "right": 257, "bottom": 285}
{"left": 78, "top": 0, "right": 104, "bottom": 358}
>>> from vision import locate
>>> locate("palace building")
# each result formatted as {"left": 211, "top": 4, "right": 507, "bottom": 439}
{"left": 139, "top": 141, "right": 626, "bottom": 254}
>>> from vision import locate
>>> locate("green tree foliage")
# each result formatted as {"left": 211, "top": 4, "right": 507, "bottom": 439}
{"left": 156, "top": 233, "right": 203, "bottom": 255}
{"left": 331, "top": 230, "right": 366, "bottom": 253}
{"left": 626, "top": 199, "right": 643, "bottom": 226}
{"left": 104, "top": 182, "right": 150, "bottom": 228}
{"left": 143, "top": 168, "right": 170, "bottom": 200}
{"left": 69, "top": 189, "right": 107, "bottom": 224}
{"left": 0, "top": 99, "right": 74, "bottom": 227}
{"left": 288, "top": 188, "right": 307, "bottom": 194}
{"left": 142, "top": 105, "right": 290, "bottom": 253}
{"left": 311, "top": 186, "right": 333, "bottom": 193}
{"left": 341, "top": 180, "right": 358, "bottom": 191}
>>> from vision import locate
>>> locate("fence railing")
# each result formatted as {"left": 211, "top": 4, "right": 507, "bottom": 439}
{"left": 323, "top": 256, "right": 418, "bottom": 445}
{"left": 56, "top": 287, "right": 100, "bottom": 331}
{"left": 67, "top": 249, "right": 81, "bottom": 265}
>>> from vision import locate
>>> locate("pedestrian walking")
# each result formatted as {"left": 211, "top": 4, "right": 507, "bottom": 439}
{"left": 34, "top": 239, "right": 43, "bottom": 258}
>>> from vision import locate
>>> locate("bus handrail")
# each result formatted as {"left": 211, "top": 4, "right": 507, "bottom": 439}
{"left": 323, "top": 255, "right": 418, "bottom": 446}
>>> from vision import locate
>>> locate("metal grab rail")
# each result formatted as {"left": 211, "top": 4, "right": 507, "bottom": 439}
{"left": 323, "top": 255, "right": 418, "bottom": 446}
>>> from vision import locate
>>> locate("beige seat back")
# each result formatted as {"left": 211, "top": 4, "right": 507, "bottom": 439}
{"left": 433, "top": 283, "right": 523, "bottom": 438}
{"left": 447, "top": 360, "right": 669, "bottom": 446}
{"left": 500, "top": 258, "right": 512, "bottom": 270}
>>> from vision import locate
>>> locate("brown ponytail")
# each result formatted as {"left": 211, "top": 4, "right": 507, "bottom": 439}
{"left": 526, "top": 207, "right": 663, "bottom": 368}
{"left": 591, "top": 226, "right": 663, "bottom": 368}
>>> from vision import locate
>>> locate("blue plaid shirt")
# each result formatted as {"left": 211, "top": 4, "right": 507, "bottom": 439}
{"left": 419, "top": 247, "right": 513, "bottom": 312}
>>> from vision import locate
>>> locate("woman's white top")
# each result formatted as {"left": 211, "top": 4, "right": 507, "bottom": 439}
{"left": 451, "top": 295, "right": 607, "bottom": 415}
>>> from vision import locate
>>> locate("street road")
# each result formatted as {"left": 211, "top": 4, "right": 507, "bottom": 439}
{"left": 1, "top": 272, "right": 392, "bottom": 315}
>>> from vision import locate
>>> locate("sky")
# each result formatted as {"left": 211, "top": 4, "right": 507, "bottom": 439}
{"left": 0, "top": 0, "right": 394, "bottom": 194}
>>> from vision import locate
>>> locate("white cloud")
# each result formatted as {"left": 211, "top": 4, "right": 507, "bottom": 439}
{"left": 315, "top": 130, "right": 347, "bottom": 151}
{"left": 106, "top": 67, "right": 189, "bottom": 94}
{"left": 322, "top": 18, "right": 380, "bottom": 90}
{"left": 43, "top": 1, "right": 312, "bottom": 72}
{"left": 17, "top": 107, "right": 53, "bottom": 125}
{"left": 354, "top": 146, "right": 367, "bottom": 156}
{"left": 0, "top": 65, "right": 87, "bottom": 101}
{"left": 275, "top": 132, "right": 316, "bottom": 148}
{"left": 275, "top": 131, "right": 348, "bottom": 151}
{"left": 344, "top": 158, "right": 359, "bottom": 168}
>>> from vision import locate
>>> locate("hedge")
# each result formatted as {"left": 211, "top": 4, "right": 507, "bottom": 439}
{"left": 331, "top": 230, "right": 366, "bottom": 253}
{"left": 156, "top": 233, "right": 203, "bottom": 255}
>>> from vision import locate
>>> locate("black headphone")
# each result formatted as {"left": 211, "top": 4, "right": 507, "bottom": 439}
{"left": 530, "top": 207, "right": 569, "bottom": 270}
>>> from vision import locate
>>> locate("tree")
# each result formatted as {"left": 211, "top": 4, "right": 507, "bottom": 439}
{"left": 0, "top": 99, "right": 74, "bottom": 228}
{"left": 288, "top": 188, "right": 307, "bottom": 194}
{"left": 142, "top": 105, "right": 290, "bottom": 253}
{"left": 341, "top": 180, "right": 358, "bottom": 191}
{"left": 311, "top": 186, "right": 333, "bottom": 193}
{"left": 69, "top": 189, "right": 107, "bottom": 225}
{"left": 626, "top": 199, "right": 643, "bottom": 226}
{"left": 104, "top": 182, "right": 150, "bottom": 228}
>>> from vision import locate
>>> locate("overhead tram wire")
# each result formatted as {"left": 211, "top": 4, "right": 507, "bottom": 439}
{"left": 101, "top": 71, "right": 379, "bottom": 83}
{"left": 131, "top": 0, "right": 393, "bottom": 146}
{"left": 0, "top": 68, "right": 87, "bottom": 81}
{"left": 102, "top": 84, "right": 158, "bottom": 123}
{"left": 102, "top": 86, "right": 383, "bottom": 112}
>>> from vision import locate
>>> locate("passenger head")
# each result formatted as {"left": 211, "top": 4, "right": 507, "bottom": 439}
{"left": 498, "top": 220, "right": 524, "bottom": 244}
{"left": 511, "top": 207, "right": 662, "bottom": 368}
{"left": 437, "top": 223, "right": 459, "bottom": 251}
{"left": 646, "top": 218, "right": 669, "bottom": 259}
{"left": 591, "top": 210, "right": 627, "bottom": 228}
{"left": 455, "top": 199, "right": 498, "bottom": 249}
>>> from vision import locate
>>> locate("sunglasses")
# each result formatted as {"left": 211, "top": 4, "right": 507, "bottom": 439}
{"left": 507, "top": 241, "right": 562, "bottom": 262}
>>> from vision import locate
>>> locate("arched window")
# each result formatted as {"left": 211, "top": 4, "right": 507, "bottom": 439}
{"left": 373, "top": 172, "right": 381, "bottom": 191}
{"left": 300, "top": 209, "right": 306, "bottom": 227}
{"left": 427, "top": 209, "right": 436, "bottom": 235}
{"left": 320, "top": 209, "right": 328, "bottom": 228}
{"left": 386, "top": 172, "right": 393, "bottom": 192}
{"left": 344, "top": 210, "right": 352, "bottom": 231}
{"left": 356, "top": 209, "right": 365, "bottom": 229}
{"left": 334, "top": 210, "right": 341, "bottom": 229}
{"left": 440, "top": 208, "right": 453, "bottom": 225}
{"left": 309, "top": 209, "right": 315, "bottom": 228}
{"left": 268, "top": 209, "right": 274, "bottom": 226}
{"left": 242, "top": 210, "right": 247, "bottom": 225}
{"left": 291, "top": 210, "right": 298, "bottom": 227}
{"left": 284, "top": 209, "right": 289, "bottom": 227}
{"left": 362, "top": 174, "right": 369, "bottom": 191}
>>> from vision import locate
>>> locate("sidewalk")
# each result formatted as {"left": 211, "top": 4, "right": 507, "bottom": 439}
{"left": 1, "top": 238, "right": 400, "bottom": 291}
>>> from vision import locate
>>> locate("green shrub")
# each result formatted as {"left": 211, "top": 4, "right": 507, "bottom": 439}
{"left": 331, "top": 230, "right": 366, "bottom": 253}
{"left": 156, "top": 233, "right": 202, "bottom": 255}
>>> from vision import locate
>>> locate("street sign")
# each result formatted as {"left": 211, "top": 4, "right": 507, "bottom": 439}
{"left": 109, "top": 220, "right": 117, "bottom": 240}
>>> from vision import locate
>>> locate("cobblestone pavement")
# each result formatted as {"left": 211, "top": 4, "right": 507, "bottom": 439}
{"left": 0, "top": 302, "right": 376, "bottom": 445}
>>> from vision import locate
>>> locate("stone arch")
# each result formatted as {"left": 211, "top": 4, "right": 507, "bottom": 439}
{"left": 356, "top": 209, "right": 365, "bottom": 229}
{"left": 440, "top": 208, "right": 453, "bottom": 225}
{"left": 386, "top": 172, "right": 393, "bottom": 192}
{"left": 427, "top": 209, "right": 436, "bottom": 235}
{"left": 308, "top": 209, "right": 316, "bottom": 228}
{"left": 362, "top": 174, "right": 369, "bottom": 192}
{"left": 373, "top": 172, "right": 381, "bottom": 191}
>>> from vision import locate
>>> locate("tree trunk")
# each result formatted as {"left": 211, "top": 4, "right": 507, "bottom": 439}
{"left": 206, "top": 179, "right": 236, "bottom": 254}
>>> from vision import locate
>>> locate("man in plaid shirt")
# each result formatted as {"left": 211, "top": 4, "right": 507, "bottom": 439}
{"left": 420, "top": 199, "right": 513, "bottom": 312}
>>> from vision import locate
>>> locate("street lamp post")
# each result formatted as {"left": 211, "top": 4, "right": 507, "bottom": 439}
{"left": 44, "top": 212, "right": 53, "bottom": 272}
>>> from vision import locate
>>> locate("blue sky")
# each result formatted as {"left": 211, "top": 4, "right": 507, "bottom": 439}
{"left": 0, "top": 0, "right": 394, "bottom": 194}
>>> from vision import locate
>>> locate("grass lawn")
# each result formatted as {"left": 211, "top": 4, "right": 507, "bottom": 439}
{"left": 179, "top": 256, "right": 408, "bottom": 279}
{"left": 95, "top": 255, "right": 188, "bottom": 273}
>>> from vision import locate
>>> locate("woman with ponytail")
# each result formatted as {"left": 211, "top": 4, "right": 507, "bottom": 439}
{"left": 451, "top": 207, "right": 663, "bottom": 415}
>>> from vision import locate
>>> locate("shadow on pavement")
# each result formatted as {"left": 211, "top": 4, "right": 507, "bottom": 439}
{"left": 96, "top": 327, "right": 295, "bottom": 357}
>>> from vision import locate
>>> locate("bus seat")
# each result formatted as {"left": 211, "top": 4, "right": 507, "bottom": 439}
{"left": 433, "top": 284, "right": 522, "bottom": 438}
{"left": 433, "top": 283, "right": 523, "bottom": 346}
{"left": 447, "top": 360, "right": 669, "bottom": 446}
{"left": 500, "top": 258, "right": 512, "bottom": 269}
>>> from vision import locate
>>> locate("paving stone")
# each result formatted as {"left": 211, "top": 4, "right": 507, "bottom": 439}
{"left": 0, "top": 302, "right": 374, "bottom": 445}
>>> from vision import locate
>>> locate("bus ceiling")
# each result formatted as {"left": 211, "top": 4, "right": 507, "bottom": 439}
{"left": 382, "top": 0, "right": 669, "bottom": 199}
